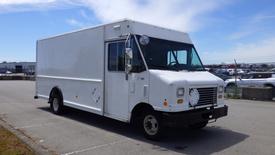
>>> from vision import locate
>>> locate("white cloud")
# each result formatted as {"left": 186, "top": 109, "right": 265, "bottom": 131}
{"left": 66, "top": 18, "right": 84, "bottom": 27}
{"left": 0, "top": 0, "right": 82, "bottom": 13}
{"left": 201, "top": 37, "right": 275, "bottom": 64}
{"left": 79, "top": 9, "right": 89, "bottom": 20}
{"left": 81, "top": 0, "right": 228, "bottom": 32}
{"left": 252, "top": 14, "right": 275, "bottom": 23}
{"left": 0, "top": 0, "right": 229, "bottom": 32}
{"left": 0, "top": 0, "right": 55, "bottom": 5}
{"left": 228, "top": 13, "right": 275, "bottom": 40}
{"left": 228, "top": 30, "right": 255, "bottom": 40}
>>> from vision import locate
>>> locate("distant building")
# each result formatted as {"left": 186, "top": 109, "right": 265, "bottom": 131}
{"left": 0, "top": 62, "right": 35, "bottom": 73}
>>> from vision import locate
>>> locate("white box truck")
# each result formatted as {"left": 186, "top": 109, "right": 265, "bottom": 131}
{"left": 35, "top": 19, "right": 228, "bottom": 139}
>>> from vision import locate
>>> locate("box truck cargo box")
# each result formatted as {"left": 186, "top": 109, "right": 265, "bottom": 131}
{"left": 35, "top": 19, "right": 227, "bottom": 140}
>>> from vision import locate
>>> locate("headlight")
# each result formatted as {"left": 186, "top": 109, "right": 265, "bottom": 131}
{"left": 218, "top": 86, "right": 224, "bottom": 93}
{"left": 189, "top": 88, "right": 200, "bottom": 106}
{"left": 177, "top": 88, "right": 185, "bottom": 97}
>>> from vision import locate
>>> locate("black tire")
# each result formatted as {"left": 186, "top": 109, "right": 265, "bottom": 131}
{"left": 50, "top": 93, "right": 64, "bottom": 115}
{"left": 264, "top": 85, "right": 275, "bottom": 98}
{"left": 141, "top": 110, "right": 163, "bottom": 140}
{"left": 189, "top": 121, "right": 208, "bottom": 130}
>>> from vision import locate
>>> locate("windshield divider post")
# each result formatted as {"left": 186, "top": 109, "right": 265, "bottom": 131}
{"left": 171, "top": 50, "right": 180, "bottom": 71}
{"left": 133, "top": 35, "right": 149, "bottom": 70}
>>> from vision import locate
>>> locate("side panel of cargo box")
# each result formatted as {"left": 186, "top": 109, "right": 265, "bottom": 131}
{"left": 35, "top": 26, "right": 105, "bottom": 115}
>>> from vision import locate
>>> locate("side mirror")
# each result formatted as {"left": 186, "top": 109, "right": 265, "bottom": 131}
{"left": 125, "top": 48, "right": 133, "bottom": 74}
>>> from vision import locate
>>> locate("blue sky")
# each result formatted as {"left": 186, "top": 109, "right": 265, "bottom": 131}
{"left": 0, "top": 0, "right": 275, "bottom": 64}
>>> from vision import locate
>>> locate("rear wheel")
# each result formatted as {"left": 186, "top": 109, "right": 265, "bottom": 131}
{"left": 50, "top": 94, "right": 63, "bottom": 115}
{"left": 141, "top": 110, "right": 163, "bottom": 140}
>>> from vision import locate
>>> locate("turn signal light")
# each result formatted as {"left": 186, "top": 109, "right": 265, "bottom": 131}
{"left": 177, "top": 99, "right": 184, "bottom": 104}
{"left": 163, "top": 99, "right": 168, "bottom": 106}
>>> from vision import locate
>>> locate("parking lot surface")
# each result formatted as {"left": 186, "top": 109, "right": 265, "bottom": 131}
{"left": 1, "top": 81, "right": 275, "bottom": 155}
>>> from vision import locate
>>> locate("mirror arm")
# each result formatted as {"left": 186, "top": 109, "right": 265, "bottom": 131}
{"left": 125, "top": 73, "right": 129, "bottom": 80}
{"left": 124, "top": 33, "right": 131, "bottom": 80}
{"left": 133, "top": 35, "right": 149, "bottom": 70}
{"left": 125, "top": 33, "right": 131, "bottom": 48}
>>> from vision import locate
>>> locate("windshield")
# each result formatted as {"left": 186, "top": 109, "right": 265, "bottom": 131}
{"left": 137, "top": 36, "right": 205, "bottom": 71}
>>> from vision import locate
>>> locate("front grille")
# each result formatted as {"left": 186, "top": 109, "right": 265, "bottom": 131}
{"left": 195, "top": 87, "right": 217, "bottom": 106}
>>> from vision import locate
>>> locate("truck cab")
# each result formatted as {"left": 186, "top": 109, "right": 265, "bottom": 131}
{"left": 121, "top": 34, "right": 227, "bottom": 139}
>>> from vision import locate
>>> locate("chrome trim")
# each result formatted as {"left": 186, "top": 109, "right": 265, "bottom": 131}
{"left": 37, "top": 94, "right": 49, "bottom": 99}
{"left": 37, "top": 75, "right": 102, "bottom": 82}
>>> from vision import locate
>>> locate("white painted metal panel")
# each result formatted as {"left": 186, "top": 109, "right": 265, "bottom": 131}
{"left": 37, "top": 19, "right": 192, "bottom": 45}
{"left": 128, "top": 72, "right": 150, "bottom": 112}
{"left": 36, "top": 26, "right": 104, "bottom": 115}
{"left": 104, "top": 42, "right": 129, "bottom": 121}
{"left": 37, "top": 27, "right": 104, "bottom": 79}
{"left": 128, "top": 20, "right": 192, "bottom": 44}
{"left": 104, "top": 21, "right": 130, "bottom": 40}
{"left": 102, "top": 20, "right": 192, "bottom": 44}
{"left": 149, "top": 70, "right": 224, "bottom": 112}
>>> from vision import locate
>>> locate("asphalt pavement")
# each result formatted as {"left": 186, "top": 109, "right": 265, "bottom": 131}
{"left": 1, "top": 81, "right": 275, "bottom": 155}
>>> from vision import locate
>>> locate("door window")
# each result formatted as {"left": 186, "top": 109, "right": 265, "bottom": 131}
{"left": 108, "top": 42, "right": 125, "bottom": 71}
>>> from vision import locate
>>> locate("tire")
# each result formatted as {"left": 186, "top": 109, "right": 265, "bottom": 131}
{"left": 264, "top": 85, "right": 275, "bottom": 98}
{"left": 50, "top": 93, "right": 64, "bottom": 115}
{"left": 141, "top": 110, "right": 163, "bottom": 140}
{"left": 189, "top": 121, "right": 208, "bottom": 130}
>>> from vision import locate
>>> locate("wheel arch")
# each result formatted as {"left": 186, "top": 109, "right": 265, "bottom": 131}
{"left": 130, "top": 102, "right": 154, "bottom": 124}
{"left": 264, "top": 83, "right": 275, "bottom": 88}
{"left": 49, "top": 86, "right": 63, "bottom": 104}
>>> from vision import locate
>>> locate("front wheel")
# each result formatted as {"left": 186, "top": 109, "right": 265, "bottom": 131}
{"left": 142, "top": 111, "right": 163, "bottom": 140}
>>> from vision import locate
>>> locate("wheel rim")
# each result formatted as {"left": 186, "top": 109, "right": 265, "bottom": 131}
{"left": 143, "top": 115, "right": 159, "bottom": 136}
{"left": 52, "top": 98, "right": 59, "bottom": 112}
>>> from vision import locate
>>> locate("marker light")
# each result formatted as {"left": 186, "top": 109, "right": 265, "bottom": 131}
{"left": 177, "top": 88, "right": 185, "bottom": 97}
{"left": 218, "top": 86, "right": 224, "bottom": 93}
{"left": 163, "top": 99, "right": 168, "bottom": 106}
{"left": 177, "top": 99, "right": 184, "bottom": 104}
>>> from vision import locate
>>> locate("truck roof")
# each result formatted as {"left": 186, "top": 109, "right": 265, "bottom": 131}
{"left": 38, "top": 19, "right": 192, "bottom": 44}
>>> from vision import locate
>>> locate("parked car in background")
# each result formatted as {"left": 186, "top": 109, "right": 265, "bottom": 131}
{"left": 212, "top": 73, "right": 231, "bottom": 81}
{"left": 24, "top": 71, "right": 35, "bottom": 76}
{"left": 5, "top": 70, "right": 12, "bottom": 74}
{"left": 237, "top": 69, "right": 245, "bottom": 75}
{"left": 226, "top": 68, "right": 245, "bottom": 76}
{"left": 227, "top": 69, "right": 235, "bottom": 76}
{"left": 225, "top": 72, "right": 275, "bottom": 90}
{"left": 215, "top": 69, "right": 228, "bottom": 75}
{"left": 270, "top": 68, "right": 275, "bottom": 73}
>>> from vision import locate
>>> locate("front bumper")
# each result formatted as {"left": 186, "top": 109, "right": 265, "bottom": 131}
{"left": 161, "top": 105, "right": 228, "bottom": 126}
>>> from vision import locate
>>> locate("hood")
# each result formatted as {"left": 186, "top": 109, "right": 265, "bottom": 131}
{"left": 149, "top": 70, "right": 224, "bottom": 86}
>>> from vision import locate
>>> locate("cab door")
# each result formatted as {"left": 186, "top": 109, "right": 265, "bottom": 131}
{"left": 104, "top": 41, "right": 129, "bottom": 121}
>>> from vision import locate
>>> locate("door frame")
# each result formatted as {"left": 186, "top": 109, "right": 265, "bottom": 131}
{"left": 103, "top": 39, "right": 130, "bottom": 122}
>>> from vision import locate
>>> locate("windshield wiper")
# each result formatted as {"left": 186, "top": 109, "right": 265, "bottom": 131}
{"left": 189, "top": 68, "right": 205, "bottom": 71}
{"left": 150, "top": 64, "right": 169, "bottom": 69}
{"left": 171, "top": 51, "right": 180, "bottom": 71}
